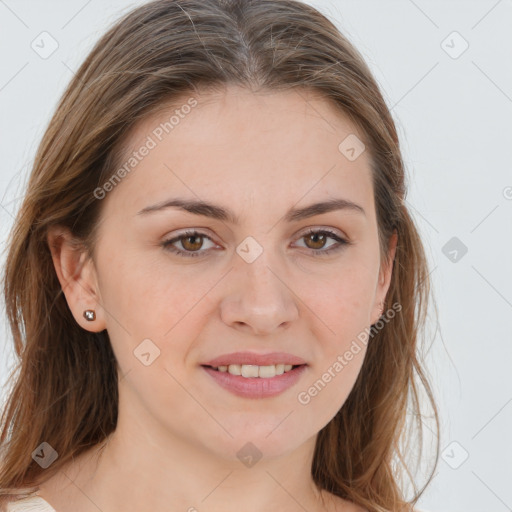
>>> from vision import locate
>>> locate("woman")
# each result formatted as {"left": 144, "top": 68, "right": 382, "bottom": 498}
{"left": 0, "top": 0, "right": 439, "bottom": 511}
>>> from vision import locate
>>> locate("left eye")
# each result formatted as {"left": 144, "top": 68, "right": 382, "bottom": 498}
{"left": 162, "top": 230, "right": 217, "bottom": 258}
{"left": 294, "top": 228, "right": 348, "bottom": 253}
{"left": 162, "top": 228, "right": 348, "bottom": 258}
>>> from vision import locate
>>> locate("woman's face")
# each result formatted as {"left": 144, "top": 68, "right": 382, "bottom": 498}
{"left": 79, "top": 85, "right": 396, "bottom": 461}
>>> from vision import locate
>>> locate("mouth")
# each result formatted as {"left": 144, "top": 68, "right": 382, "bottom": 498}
{"left": 200, "top": 363, "right": 307, "bottom": 398}
{"left": 201, "top": 363, "right": 305, "bottom": 378}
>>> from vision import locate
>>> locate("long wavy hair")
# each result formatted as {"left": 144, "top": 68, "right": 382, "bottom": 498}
{"left": 0, "top": 0, "right": 440, "bottom": 510}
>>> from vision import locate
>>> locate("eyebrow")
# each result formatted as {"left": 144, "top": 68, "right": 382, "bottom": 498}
{"left": 137, "top": 197, "right": 366, "bottom": 223}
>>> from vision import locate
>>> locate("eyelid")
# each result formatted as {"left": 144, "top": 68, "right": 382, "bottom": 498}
{"left": 295, "top": 225, "right": 347, "bottom": 239}
{"left": 292, "top": 227, "right": 349, "bottom": 254}
{"left": 163, "top": 229, "right": 219, "bottom": 251}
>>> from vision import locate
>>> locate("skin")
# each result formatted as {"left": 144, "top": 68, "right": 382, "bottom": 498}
{"left": 43, "top": 84, "right": 397, "bottom": 512}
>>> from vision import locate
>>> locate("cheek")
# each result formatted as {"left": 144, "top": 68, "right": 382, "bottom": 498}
{"left": 296, "top": 282, "right": 371, "bottom": 426}
{"left": 97, "top": 243, "right": 210, "bottom": 336}
{"left": 293, "top": 257, "right": 378, "bottom": 339}
{"left": 291, "top": 258, "right": 375, "bottom": 415}
{"left": 297, "top": 347, "right": 367, "bottom": 433}
{"left": 118, "top": 358, "right": 215, "bottom": 445}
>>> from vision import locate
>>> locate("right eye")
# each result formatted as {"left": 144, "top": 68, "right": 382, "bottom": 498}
{"left": 162, "top": 230, "right": 218, "bottom": 258}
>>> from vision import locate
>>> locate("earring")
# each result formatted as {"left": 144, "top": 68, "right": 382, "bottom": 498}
{"left": 378, "top": 302, "right": 384, "bottom": 316}
{"left": 83, "top": 309, "right": 96, "bottom": 321}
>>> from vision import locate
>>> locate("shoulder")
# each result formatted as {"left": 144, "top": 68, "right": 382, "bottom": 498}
{"left": 3, "top": 495, "right": 56, "bottom": 512}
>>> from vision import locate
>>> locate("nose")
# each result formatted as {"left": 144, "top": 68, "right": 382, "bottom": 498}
{"left": 220, "top": 253, "right": 299, "bottom": 336}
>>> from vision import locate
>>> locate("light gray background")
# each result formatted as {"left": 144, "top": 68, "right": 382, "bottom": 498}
{"left": 1, "top": 1, "right": 511, "bottom": 511}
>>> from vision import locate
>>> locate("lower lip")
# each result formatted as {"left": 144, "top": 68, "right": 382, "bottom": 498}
{"left": 201, "top": 365, "right": 307, "bottom": 399}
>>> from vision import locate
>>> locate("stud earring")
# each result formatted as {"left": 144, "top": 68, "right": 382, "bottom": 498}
{"left": 378, "top": 302, "right": 384, "bottom": 316}
{"left": 83, "top": 309, "right": 96, "bottom": 321}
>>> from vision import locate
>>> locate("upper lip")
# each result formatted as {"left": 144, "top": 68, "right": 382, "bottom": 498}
{"left": 202, "top": 351, "right": 307, "bottom": 367}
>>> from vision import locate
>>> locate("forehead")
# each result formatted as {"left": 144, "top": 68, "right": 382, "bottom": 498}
{"left": 104, "top": 85, "right": 374, "bottom": 220}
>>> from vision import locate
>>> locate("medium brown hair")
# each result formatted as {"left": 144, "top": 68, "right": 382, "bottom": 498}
{"left": 0, "top": 1, "right": 440, "bottom": 510}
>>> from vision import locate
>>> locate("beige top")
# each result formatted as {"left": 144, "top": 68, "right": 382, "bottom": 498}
{"left": 5, "top": 495, "right": 56, "bottom": 512}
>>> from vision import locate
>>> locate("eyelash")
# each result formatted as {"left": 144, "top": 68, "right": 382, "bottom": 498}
{"left": 161, "top": 228, "right": 349, "bottom": 258}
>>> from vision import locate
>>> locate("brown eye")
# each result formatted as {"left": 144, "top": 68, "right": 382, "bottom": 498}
{"left": 181, "top": 233, "right": 204, "bottom": 251}
{"left": 295, "top": 229, "right": 349, "bottom": 257}
{"left": 162, "top": 230, "right": 216, "bottom": 258}
{"left": 303, "top": 232, "right": 328, "bottom": 250}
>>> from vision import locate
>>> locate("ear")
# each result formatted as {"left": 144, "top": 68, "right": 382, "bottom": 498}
{"left": 371, "top": 229, "right": 398, "bottom": 325}
{"left": 47, "top": 226, "right": 106, "bottom": 333}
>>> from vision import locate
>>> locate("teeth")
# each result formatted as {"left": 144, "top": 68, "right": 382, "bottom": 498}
{"left": 242, "top": 365, "right": 259, "bottom": 378}
{"left": 216, "top": 363, "right": 297, "bottom": 378}
{"left": 227, "top": 364, "right": 241, "bottom": 375}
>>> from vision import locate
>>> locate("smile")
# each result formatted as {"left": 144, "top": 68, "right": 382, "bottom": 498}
{"left": 210, "top": 363, "right": 298, "bottom": 378}
{"left": 201, "top": 364, "right": 307, "bottom": 398}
